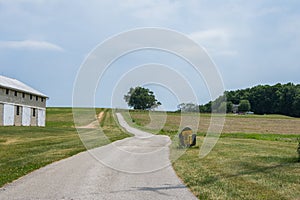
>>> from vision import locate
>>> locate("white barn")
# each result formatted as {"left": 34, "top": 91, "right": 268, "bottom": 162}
{"left": 0, "top": 75, "right": 48, "bottom": 127}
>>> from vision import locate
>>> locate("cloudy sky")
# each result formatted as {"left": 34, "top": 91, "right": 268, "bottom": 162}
{"left": 0, "top": 0, "right": 299, "bottom": 110}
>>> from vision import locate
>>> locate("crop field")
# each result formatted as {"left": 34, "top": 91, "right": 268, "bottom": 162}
{"left": 0, "top": 108, "right": 129, "bottom": 187}
{"left": 127, "top": 110, "right": 300, "bottom": 200}
{"left": 128, "top": 111, "right": 300, "bottom": 135}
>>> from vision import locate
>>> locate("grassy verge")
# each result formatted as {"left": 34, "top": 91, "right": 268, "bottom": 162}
{"left": 0, "top": 107, "right": 129, "bottom": 187}
{"left": 127, "top": 110, "right": 300, "bottom": 199}
{"left": 174, "top": 137, "right": 299, "bottom": 199}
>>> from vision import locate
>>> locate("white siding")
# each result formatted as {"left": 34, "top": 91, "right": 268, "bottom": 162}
{"left": 22, "top": 106, "right": 31, "bottom": 126}
{"left": 38, "top": 109, "right": 45, "bottom": 127}
{"left": 3, "top": 104, "right": 14, "bottom": 126}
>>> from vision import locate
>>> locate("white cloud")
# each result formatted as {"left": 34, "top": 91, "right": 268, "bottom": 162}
{"left": 0, "top": 40, "right": 64, "bottom": 51}
{"left": 188, "top": 29, "right": 230, "bottom": 46}
{"left": 188, "top": 29, "right": 237, "bottom": 57}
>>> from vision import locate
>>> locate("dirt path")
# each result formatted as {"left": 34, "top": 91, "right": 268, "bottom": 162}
{"left": 77, "top": 111, "right": 105, "bottom": 129}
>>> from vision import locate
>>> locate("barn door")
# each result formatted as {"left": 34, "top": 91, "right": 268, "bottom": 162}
{"left": 37, "top": 109, "right": 45, "bottom": 127}
{"left": 3, "top": 104, "right": 14, "bottom": 126}
{"left": 22, "top": 106, "right": 31, "bottom": 126}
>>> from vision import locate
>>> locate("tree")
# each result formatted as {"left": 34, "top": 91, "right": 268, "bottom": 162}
{"left": 210, "top": 97, "right": 227, "bottom": 113}
{"left": 201, "top": 83, "right": 300, "bottom": 117}
{"left": 124, "top": 86, "right": 161, "bottom": 110}
{"left": 238, "top": 100, "right": 251, "bottom": 112}
{"left": 177, "top": 103, "right": 199, "bottom": 112}
{"left": 226, "top": 101, "right": 233, "bottom": 113}
{"left": 217, "top": 102, "right": 227, "bottom": 113}
{"left": 199, "top": 101, "right": 211, "bottom": 113}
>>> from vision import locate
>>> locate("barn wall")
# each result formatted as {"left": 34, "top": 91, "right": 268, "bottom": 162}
{"left": 22, "top": 106, "right": 31, "bottom": 126}
{"left": 0, "top": 103, "right": 3, "bottom": 126}
{"left": 3, "top": 104, "right": 14, "bottom": 126}
{"left": 0, "top": 86, "right": 47, "bottom": 127}
{"left": 38, "top": 109, "right": 46, "bottom": 127}
{"left": 30, "top": 108, "right": 37, "bottom": 126}
{"left": 14, "top": 105, "right": 22, "bottom": 126}
{"left": 0, "top": 87, "right": 46, "bottom": 108}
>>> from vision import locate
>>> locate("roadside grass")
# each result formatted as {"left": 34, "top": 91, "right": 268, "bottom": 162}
{"left": 127, "top": 110, "right": 300, "bottom": 199}
{"left": 174, "top": 137, "right": 300, "bottom": 200}
{"left": 0, "top": 107, "right": 129, "bottom": 187}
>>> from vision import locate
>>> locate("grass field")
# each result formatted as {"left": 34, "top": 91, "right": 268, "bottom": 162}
{"left": 128, "top": 111, "right": 300, "bottom": 135}
{"left": 1, "top": 108, "right": 299, "bottom": 199}
{"left": 0, "top": 107, "right": 129, "bottom": 187}
{"left": 127, "top": 110, "right": 300, "bottom": 200}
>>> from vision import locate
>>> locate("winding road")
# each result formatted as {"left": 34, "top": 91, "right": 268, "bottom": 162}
{"left": 0, "top": 113, "right": 197, "bottom": 200}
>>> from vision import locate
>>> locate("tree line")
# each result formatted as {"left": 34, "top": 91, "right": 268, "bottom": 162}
{"left": 124, "top": 83, "right": 300, "bottom": 117}
{"left": 180, "top": 83, "right": 300, "bottom": 117}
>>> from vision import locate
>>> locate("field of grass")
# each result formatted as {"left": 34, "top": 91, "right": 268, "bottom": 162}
{"left": 127, "top": 110, "right": 300, "bottom": 199}
{"left": 128, "top": 111, "right": 300, "bottom": 135}
{"left": 1, "top": 108, "right": 299, "bottom": 199}
{"left": 0, "top": 107, "right": 129, "bottom": 187}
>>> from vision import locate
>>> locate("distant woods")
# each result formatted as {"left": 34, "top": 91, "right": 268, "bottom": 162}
{"left": 178, "top": 83, "right": 300, "bottom": 117}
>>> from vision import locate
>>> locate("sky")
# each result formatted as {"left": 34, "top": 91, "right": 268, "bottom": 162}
{"left": 0, "top": 0, "right": 299, "bottom": 110}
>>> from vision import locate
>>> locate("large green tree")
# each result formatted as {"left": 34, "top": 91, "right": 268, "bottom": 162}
{"left": 124, "top": 86, "right": 161, "bottom": 110}
{"left": 238, "top": 100, "right": 251, "bottom": 112}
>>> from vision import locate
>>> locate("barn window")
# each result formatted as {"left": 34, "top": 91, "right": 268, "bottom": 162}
{"left": 22, "top": 93, "right": 25, "bottom": 98}
{"left": 41, "top": 97, "right": 44, "bottom": 102}
{"left": 33, "top": 108, "right": 36, "bottom": 117}
{"left": 14, "top": 91, "right": 17, "bottom": 96}
{"left": 6, "top": 89, "right": 9, "bottom": 95}
{"left": 30, "top": 94, "right": 33, "bottom": 100}
{"left": 16, "top": 106, "right": 20, "bottom": 115}
{"left": 36, "top": 96, "right": 38, "bottom": 101}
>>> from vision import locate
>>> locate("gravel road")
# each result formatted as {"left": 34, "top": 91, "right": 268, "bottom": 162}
{"left": 0, "top": 113, "right": 197, "bottom": 200}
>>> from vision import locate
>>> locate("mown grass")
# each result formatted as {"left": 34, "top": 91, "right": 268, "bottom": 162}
{"left": 174, "top": 137, "right": 300, "bottom": 199}
{"left": 126, "top": 110, "right": 300, "bottom": 200}
{"left": 0, "top": 107, "right": 129, "bottom": 187}
{"left": 221, "top": 133, "right": 299, "bottom": 142}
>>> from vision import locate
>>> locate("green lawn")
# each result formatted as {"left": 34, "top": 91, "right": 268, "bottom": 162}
{"left": 174, "top": 137, "right": 299, "bottom": 199}
{"left": 0, "top": 107, "right": 129, "bottom": 187}
{"left": 126, "top": 110, "right": 300, "bottom": 200}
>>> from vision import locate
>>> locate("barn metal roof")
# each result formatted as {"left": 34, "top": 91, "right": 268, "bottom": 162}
{"left": 0, "top": 75, "right": 48, "bottom": 98}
